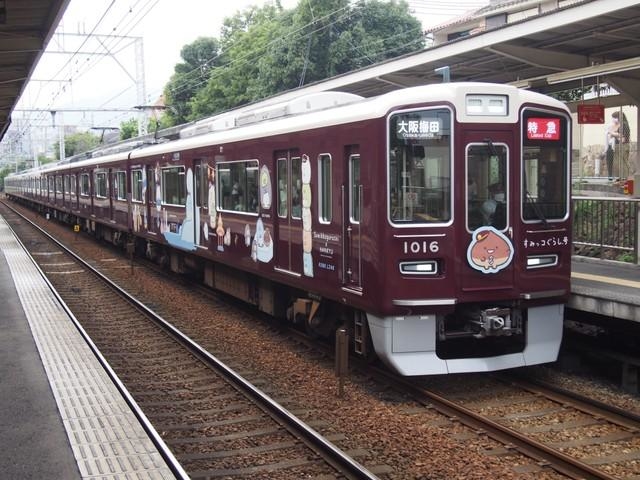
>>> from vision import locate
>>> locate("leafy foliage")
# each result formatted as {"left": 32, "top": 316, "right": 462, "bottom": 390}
{"left": 161, "top": 0, "right": 424, "bottom": 124}
{"left": 119, "top": 118, "right": 139, "bottom": 140}
{"left": 53, "top": 131, "right": 101, "bottom": 160}
{"left": 164, "top": 37, "right": 223, "bottom": 125}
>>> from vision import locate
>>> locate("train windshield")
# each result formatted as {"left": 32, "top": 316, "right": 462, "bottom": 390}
{"left": 388, "top": 108, "right": 452, "bottom": 224}
{"left": 521, "top": 110, "right": 569, "bottom": 222}
{"left": 466, "top": 142, "right": 508, "bottom": 231}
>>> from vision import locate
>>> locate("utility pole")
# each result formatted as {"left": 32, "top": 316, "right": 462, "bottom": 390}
{"left": 51, "top": 111, "right": 65, "bottom": 162}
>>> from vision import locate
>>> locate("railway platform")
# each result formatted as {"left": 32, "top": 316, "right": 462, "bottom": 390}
{"left": 570, "top": 256, "right": 640, "bottom": 323}
{"left": 0, "top": 214, "right": 178, "bottom": 480}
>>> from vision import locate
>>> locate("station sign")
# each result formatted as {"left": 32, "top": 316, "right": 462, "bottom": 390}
{"left": 577, "top": 104, "right": 605, "bottom": 124}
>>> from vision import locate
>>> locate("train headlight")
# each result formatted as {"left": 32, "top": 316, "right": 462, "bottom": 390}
{"left": 465, "top": 94, "right": 508, "bottom": 116}
{"left": 526, "top": 254, "right": 558, "bottom": 269}
{"left": 400, "top": 260, "right": 438, "bottom": 275}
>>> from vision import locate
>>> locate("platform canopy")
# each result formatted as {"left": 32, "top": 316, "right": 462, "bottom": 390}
{"left": 0, "top": 0, "right": 70, "bottom": 141}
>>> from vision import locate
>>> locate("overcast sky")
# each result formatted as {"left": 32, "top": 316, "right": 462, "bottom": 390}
{"left": 13, "top": 0, "right": 486, "bottom": 136}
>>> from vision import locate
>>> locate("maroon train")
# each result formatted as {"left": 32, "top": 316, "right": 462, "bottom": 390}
{"left": 6, "top": 83, "right": 572, "bottom": 375}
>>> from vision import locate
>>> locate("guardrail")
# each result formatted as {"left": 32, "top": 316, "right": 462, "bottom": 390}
{"left": 572, "top": 196, "right": 639, "bottom": 264}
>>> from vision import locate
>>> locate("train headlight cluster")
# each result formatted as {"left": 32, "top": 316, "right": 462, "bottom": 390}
{"left": 526, "top": 254, "right": 558, "bottom": 269}
{"left": 399, "top": 260, "right": 438, "bottom": 275}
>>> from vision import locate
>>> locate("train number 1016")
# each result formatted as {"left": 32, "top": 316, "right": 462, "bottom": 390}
{"left": 403, "top": 240, "right": 440, "bottom": 254}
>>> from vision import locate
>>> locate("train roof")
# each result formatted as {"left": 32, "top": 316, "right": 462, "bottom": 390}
{"left": 11, "top": 83, "right": 569, "bottom": 176}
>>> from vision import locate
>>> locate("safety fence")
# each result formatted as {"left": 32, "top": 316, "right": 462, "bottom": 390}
{"left": 572, "top": 196, "right": 639, "bottom": 264}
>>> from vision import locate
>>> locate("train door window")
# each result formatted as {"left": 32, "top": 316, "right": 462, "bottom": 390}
{"left": 162, "top": 166, "right": 186, "bottom": 205}
{"left": 521, "top": 111, "right": 569, "bottom": 222}
{"left": 349, "top": 154, "right": 361, "bottom": 223}
{"left": 147, "top": 166, "right": 156, "bottom": 204}
{"left": 95, "top": 172, "right": 107, "bottom": 198}
{"left": 466, "top": 143, "right": 508, "bottom": 231}
{"left": 70, "top": 175, "right": 76, "bottom": 195}
{"left": 64, "top": 175, "right": 70, "bottom": 194}
{"left": 115, "top": 171, "right": 127, "bottom": 200}
{"left": 195, "top": 163, "right": 202, "bottom": 207}
{"left": 277, "top": 158, "right": 288, "bottom": 217}
{"left": 132, "top": 169, "right": 143, "bottom": 202}
{"left": 80, "top": 173, "right": 90, "bottom": 196}
{"left": 48, "top": 176, "right": 54, "bottom": 194}
{"left": 318, "top": 153, "right": 332, "bottom": 223}
{"left": 55, "top": 176, "right": 63, "bottom": 194}
{"left": 291, "top": 157, "right": 301, "bottom": 218}
{"left": 388, "top": 107, "right": 452, "bottom": 224}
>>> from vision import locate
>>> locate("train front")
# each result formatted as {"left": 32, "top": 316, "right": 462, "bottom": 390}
{"left": 370, "top": 84, "right": 571, "bottom": 375}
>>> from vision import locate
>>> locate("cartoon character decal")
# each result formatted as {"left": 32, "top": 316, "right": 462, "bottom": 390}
{"left": 204, "top": 165, "right": 216, "bottom": 242}
{"left": 259, "top": 165, "right": 272, "bottom": 209}
{"left": 467, "top": 226, "right": 514, "bottom": 274}
{"left": 252, "top": 216, "right": 273, "bottom": 263}
{"left": 162, "top": 167, "right": 199, "bottom": 252}
{"left": 216, "top": 213, "right": 225, "bottom": 251}
{"left": 300, "top": 154, "right": 314, "bottom": 277}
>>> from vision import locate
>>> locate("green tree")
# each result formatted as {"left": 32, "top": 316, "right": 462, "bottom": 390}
{"left": 53, "top": 131, "right": 101, "bottom": 160}
{"left": 163, "top": 37, "right": 223, "bottom": 125}
{"left": 119, "top": 118, "right": 139, "bottom": 140}
{"left": 0, "top": 166, "right": 10, "bottom": 191}
{"left": 190, "top": 0, "right": 423, "bottom": 119}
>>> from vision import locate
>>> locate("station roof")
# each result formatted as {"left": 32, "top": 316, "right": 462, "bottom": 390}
{"left": 0, "top": 0, "right": 70, "bottom": 141}
{"left": 251, "top": 0, "right": 640, "bottom": 114}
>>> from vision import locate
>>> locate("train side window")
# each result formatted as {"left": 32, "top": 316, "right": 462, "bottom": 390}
{"left": 318, "top": 153, "right": 332, "bottom": 223}
{"left": 162, "top": 166, "right": 186, "bottom": 206}
{"left": 80, "top": 174, "right": 90, "bottom": 196}
{"left": 216, "top": 160, "right": 259, "bottom": 214}
{"left": 349, "top": 154, "right": 361, "bottom": 223}
{"left": 277, "top": 158, "right": 288, "bottom": 217}
{"left": 95, "top": 172, "right": 107, "bottom": 198}
{"left": 131, "top": 169, "right": 143, "bottom": 202}
{"left": 55, "top": 176, "right": 63, "bottom": 194}
{"left": 115, "top": 171, "right": 127, "bottom": 201}
{"left": 70, "top": 175, "right": 76, "bottom": 195}
{"left": 64, "top": 175, "right": 70, "bottom": 195}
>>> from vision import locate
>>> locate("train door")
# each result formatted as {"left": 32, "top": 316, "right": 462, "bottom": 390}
{"left": 193, "top": 159, "right": 208, "bottom": 249}
{"left": 146, "top": 165, "right": 156, "bottom": 232}
{"left": 342, "top": 149, "right": 362, "bottom": 291}
{"left": 274, "top": 150, "right": 303, "bottom": 276}
{"left": 108, "top": 168, "right": 115, "bottom": 221}
{"left": 461, "top": 130, "right": 515, "bottom": 291}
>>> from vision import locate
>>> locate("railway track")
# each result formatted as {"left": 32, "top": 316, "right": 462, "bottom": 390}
{"left": 4, "top": 199, "right": 640, "bottom": 479}
{"left": 382, "top": 371, "right": 640, "bottom": 479}
{"left": 1, "top": 203, "right": 379, "bottom": 480}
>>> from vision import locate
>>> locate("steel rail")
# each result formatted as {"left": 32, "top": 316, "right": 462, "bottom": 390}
{"left": 1, "top": 205, "right": 190, "bottom": 480}
{"left": 373, "top": 366, "right": 620, "bottom": 480}
{"left": 5, "top": 203, "right": 380, "bottom": 480}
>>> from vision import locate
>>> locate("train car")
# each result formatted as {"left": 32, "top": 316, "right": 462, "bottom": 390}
{"left": 5, "top": 82, "right": 572, "bottom": 375}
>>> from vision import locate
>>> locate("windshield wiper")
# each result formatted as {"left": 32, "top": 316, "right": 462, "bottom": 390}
{"left": 484, "top": 138, "right": 548, "bottom": 226}
{"left": 525, "top": 189, "right": 548, "bottom": 226}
